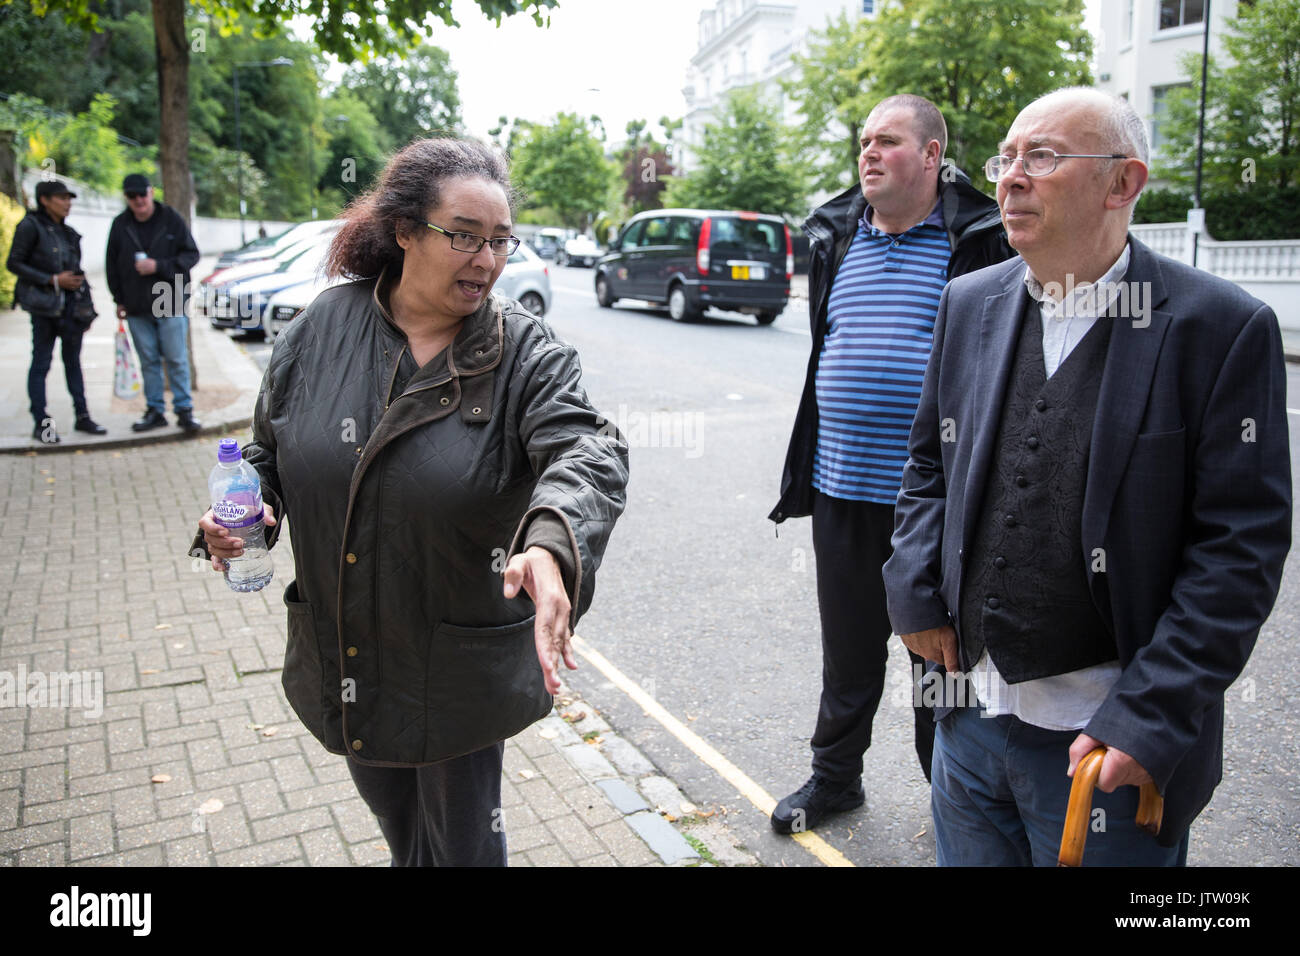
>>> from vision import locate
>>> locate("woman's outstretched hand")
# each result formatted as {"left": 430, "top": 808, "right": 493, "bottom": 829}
{"left": 503, "top": 546, "right": 574, "bottom": 695}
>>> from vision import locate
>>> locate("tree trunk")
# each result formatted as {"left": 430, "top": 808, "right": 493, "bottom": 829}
{"left": 151, "top": 0, "right": 198, "bottom": 389}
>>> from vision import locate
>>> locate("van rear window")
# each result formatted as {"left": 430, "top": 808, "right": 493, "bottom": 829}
{"left": 709, "top": 217, "right": 783, "bottom": 255}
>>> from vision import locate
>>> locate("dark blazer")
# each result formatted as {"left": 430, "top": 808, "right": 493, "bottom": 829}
{"left": 883, "top": 236, "right": 1292, "bottom": 845}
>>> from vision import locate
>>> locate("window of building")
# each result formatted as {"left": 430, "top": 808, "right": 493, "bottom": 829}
{"left": 1150, "top": 83, "right": 1189, "bottom": 150}
{"left": 1159, "top": 0, "right": 1204, "bottom": 30}
{"left": 862, "top": 0, "right": 876, "bottom": 13}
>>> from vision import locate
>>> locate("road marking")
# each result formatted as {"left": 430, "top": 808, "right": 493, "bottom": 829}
{"left": 571, "top": 634, "right": 855, "bottom": 868}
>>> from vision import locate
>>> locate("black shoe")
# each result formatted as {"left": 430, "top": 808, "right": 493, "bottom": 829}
{"left": 74, "top": 416, "right": 107, "bottom": 435}
{"left": 32, "top": 420, "right": 60, "bottom": 444}
{"left": 770, "top": 775, "right": 865, "bottom": 834}
{"left": 175, "top": 410, "right": 202, "bottom": 433}
{"left": 131, "top": 410, "right": 167, "bottom": 432}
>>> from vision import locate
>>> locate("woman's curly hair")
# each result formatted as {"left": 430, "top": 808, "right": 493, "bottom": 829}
{"left": 326, "top": 136, "right": 517, "bottom": 280}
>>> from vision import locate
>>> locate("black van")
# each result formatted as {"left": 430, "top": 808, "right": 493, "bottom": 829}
{"left": 594, "top": 209, "right": 792, "bottom": 324}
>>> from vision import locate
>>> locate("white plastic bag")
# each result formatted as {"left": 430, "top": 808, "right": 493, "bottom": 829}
{"left": 114, "top": 319, "right": 142, "bottom": 400}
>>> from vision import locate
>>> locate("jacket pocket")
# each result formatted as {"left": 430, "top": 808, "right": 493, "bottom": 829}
{"left": 281, "top": 579, "right": 328, "bottom": 743}
{"left": 423, "top": 615, "right": 552, "bottom": 763}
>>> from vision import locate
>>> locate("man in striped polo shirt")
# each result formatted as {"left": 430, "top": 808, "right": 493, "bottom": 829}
{"left": 769, "top": 94, "right": 1012, "bottom": 834}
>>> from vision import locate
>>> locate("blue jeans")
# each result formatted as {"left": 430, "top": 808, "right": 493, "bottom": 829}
{"left": 932, "top": 704, "right": 1190, "bottom": 866}
{"left": 127, "top": 314, "right": 192, "bottom": 415}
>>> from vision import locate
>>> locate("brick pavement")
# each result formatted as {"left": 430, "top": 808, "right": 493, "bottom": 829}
{"left": 0, "top": 438, "right": 752, "bottom": 867}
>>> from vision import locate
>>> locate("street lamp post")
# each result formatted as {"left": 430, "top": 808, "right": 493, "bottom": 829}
{"left": 233, "top": 57, "right": 293, "bottom": 245}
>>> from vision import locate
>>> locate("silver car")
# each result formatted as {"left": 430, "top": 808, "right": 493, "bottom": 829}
{"left": 494, "top": 242, "right": 551, "bottom": 317}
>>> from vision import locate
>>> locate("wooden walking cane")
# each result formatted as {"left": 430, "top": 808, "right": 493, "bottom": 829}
{"left": 1057, "top": 746, "right": 1164, "bottom": 867}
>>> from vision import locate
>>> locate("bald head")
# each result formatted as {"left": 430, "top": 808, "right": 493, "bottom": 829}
{"left": 1017, "top": 87, "right": 1149, "bottom": 167}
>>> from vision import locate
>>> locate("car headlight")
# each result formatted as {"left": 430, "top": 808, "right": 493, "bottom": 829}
{"left": 272, "top": 306, "right": 300, "bottom": 322}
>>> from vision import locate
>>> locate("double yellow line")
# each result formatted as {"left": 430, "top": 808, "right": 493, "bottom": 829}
{"left": 572, "top": 635, "right": 854, "bottom": 868}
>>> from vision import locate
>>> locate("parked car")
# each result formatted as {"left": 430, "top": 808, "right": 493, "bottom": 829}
{"left": 594, "top": 209, "right": 792, "bottom": 324}
{"left": 264, "top": 272, "right": 348, "bottom": 339}
{"left": 528, "top": 227, "right": 567, "bottom": 261}
{"left": 215, "top": 219, "right": 338, "bottom": 270}
{"left": 495, "top": 242, "right": 551, "bottom": 317}
{"left": 199, "top": 223, "right": 341, "bottom": 317}
{"left": 208, "top": 238, "right": 333, "bottom": 335}
{"left": 556, "top": 235, "right": 602, "bottom": 268}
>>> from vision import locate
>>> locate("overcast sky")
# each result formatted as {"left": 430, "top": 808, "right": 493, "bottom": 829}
{"left": 342, "top": 0, "right": 1100, "bottom": 147}
{"left": 432, "top": 0, "right": 710, "bottom": 144}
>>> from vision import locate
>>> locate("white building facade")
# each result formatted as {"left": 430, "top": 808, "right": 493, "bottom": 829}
{"left": 1094, "top": 0, "right": 1243, "bottom": 159}
{"left": 678, "top": 0, "right": 877, "bottom": 173}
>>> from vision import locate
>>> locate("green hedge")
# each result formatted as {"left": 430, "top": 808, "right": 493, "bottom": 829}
{"left": 0, "top": 193, "right": 26, "bottom": 308}
{"left": 1135, "top": 184, "right": 1300, "bottom": 239}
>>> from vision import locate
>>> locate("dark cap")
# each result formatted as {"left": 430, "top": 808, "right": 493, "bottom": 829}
{"left": 122, "top": 173, "right": 152, "bottom": 193}
{"left": 35, "top": 180, "right": 76, "bottom": 201}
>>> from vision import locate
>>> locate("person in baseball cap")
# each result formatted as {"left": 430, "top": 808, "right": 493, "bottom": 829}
{"left": 34, "top": 180, "right": 77, "bottom": 201}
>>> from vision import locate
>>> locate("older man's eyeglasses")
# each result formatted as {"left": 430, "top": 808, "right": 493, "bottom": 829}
{"left": 424, "top": 221, "right": 520, "bottom": 256}
{"left": 984, "top": 148, "right": 1129, "bottom": 182}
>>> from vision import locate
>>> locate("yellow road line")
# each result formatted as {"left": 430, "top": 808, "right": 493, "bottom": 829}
{"left": 572, "top": 635, "right": 854, "bottom": 868}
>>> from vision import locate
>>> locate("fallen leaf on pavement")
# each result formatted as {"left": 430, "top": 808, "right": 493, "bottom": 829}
{"left": 537, "top": 728, "right": 558, "bottom": 739}
{"left": 518, "top": 769, "right": 535, "bottom": 780}
{"left": 151, "top": 774, "right": 172, "bottom": 784}
{"left": 198, "top": 798, "right": 223, "bottom": 815}
{"left": 154, "top": 624, "right": 172, "bottom": 630}
{"left": 912, "top": 828, "right": 928, "bottom": 840}
{"left": 261, "top": 727, "right": 278, "bottom": 737}
{"left": 140, "top": 669, "right": 159, "bottom": 675}
{"left": 680, "top": 802, "right": 697, "bottom": 814}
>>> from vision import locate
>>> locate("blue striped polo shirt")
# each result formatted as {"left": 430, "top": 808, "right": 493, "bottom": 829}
{"left": 813, "top": 202, "right": 951, "bottom": 504}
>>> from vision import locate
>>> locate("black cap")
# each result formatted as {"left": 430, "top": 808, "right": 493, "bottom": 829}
{"left": 123, "top": 173, "right": 151, "bottom": 193}
{"left": 35, "top": 180, "right": 76, "bottom": 201}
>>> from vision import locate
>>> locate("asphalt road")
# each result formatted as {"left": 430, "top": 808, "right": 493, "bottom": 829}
{"left": 233, "top": 263, "right": 1300, "bottom": 867}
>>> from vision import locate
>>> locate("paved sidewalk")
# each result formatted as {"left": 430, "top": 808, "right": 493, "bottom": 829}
{"left": 1, "top": 257, "right": 261, "bottom": 453}
{"left": 0, "top": 295, "right": 754, "bottom": 865}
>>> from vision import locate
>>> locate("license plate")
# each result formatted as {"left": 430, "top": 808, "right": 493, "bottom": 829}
{"left": 731, "top": 265, "right": 766, "bottom": 280}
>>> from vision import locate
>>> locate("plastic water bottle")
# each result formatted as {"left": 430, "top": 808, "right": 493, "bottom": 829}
{"left": 208, "top": 438, "right": 274, "bottom": 592}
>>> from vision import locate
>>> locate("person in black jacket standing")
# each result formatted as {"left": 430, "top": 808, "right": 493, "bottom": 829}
{"left": 105, "top": 173, "right": 202, "bottom": 432}
{"left": 768, "top": 95, "right": 1013, "bottom": 834}
{"left": 6, "top": 179, "right": 106, "bottom": 444}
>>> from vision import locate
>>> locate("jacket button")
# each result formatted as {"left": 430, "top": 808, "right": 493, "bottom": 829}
{"left": 1035, "top": 398, "right": 1047, "bottom": 411}
{"left": 994, "top": 556, "right": 1007, "bottom": 570}
{"left": 958, "top": 548, "right": 963, "bottom": 561}
{"left": 346, "top": 646, "right": 358, "bottom": 657}
{"left": 1027, "top": 437, "right": 1039, "bottom": 450}
{"left": 472, "top": 406, "right": 482, "bottom": 415}
{"left": 440, "top": 396, "right": 450, "bottom": 406}
{"left": 351, "top": 739, "right": 363, "bottom": 751}
{"left": 346, "top": 552, "right": 357, "bottom": 564}
{"left": 1003, "top": 513, "right": 1016, "bottom": 527}
{"left": 1016, "top": 474, "right": 1028, "bottom": 487}
{"left": 987, "top": 596, "right": 1000, "bottom": 609}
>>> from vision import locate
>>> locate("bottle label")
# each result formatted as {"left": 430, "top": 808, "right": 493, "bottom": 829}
{"left": 213, "top": 500, "right": 264, "bottom": 529}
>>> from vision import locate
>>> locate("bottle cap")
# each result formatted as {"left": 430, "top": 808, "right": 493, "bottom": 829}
{"left": 217, "top": 438, "right": 242, "bottom": 464}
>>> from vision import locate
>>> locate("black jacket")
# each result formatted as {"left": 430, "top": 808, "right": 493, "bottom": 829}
{"left": 6, "top": 208, "right": 81, "bottom": 316}
{"left": 105, "top": 201, "right": 200, "bottom": 316}
{"left": 769, "top": 163, "right": 1014, "bottom": 524}
{"left": 194, "top": 276, "right": 629, "bottom": 766}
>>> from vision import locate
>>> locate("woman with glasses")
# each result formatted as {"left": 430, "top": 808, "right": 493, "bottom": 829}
{"left": 194, "top": 137, "right": 628, "bottom": 866}
{"left": 6, "top": 179, "right": 105, "bottom": 443}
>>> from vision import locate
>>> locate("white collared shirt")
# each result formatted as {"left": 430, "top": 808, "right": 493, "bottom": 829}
{"left": 966, "top": 243, "right": 1131, "bottom": 731}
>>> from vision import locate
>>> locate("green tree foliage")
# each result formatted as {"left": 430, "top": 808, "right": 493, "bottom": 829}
{"left": 1156, "top": 0, "right": 1300, "bottom": 192}
{"left": 510, "top": 112, "right": 617, "bottom": 230}
{"left": 20, "top": 0, "right": 557, "bottom": 220}
{"left": 341, "top": 45, "right": 462, "bottom": 150}
{"left": 317, "top": 91, "right": 389, "bottom": 216}
{"left": 864, "top": 0, "right": 1092, "bottom": 183}
{"left": 782, "top": 10, "right": 875, "bottom": 193}
{"left": 618, "top": 118, "right": 674, "bottom": 212}
{"left": 664, "top": 87, "right": 808, "bottom": 220}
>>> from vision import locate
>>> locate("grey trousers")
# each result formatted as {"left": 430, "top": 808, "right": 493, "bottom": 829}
{"left": 346, "top": 741, "right": 507, "bottom": 867}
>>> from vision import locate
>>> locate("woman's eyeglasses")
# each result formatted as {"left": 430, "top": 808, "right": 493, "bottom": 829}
{"left": 424, "top": 221, "right": 520, "bottom": 256}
